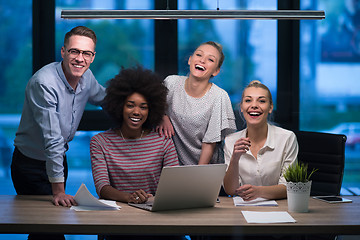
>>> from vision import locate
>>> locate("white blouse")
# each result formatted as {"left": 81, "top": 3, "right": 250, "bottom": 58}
{"left": 224, "top": 124, "right": 298, "bottom": 186}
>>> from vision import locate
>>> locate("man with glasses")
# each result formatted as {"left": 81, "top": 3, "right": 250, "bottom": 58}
{"left": 11, "top": 26, "right": 105, "bottom": 213}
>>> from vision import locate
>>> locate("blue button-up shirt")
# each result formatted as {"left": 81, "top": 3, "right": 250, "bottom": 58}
{"left": 14, "top": 62, "right": 106, "bottom": 182}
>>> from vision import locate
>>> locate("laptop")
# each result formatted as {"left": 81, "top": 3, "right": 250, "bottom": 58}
{"left": 128, "top": 164, "right": 227, "bottom": 212}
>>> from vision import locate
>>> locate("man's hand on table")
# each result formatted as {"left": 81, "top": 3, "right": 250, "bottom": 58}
{"left": 51, "top": 182, "right": 77, "bottom": 207}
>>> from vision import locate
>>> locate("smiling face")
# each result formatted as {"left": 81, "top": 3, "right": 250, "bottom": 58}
{"left": 240, "top": 87, "right": 273, "bottom": 127}
{"left": 188, "top": 44, "right": 221, "bottom": 80}
{"left": 122, "top": 92, "right": 149, "bottom": 134}
{"left": 61, "top": 35, "right": 95, "bottom": 85}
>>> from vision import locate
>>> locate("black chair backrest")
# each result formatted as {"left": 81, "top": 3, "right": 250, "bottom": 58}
{"left": 78, "top": 110, "right": 114, "bottom": 131}
{"left": 294, "top": 131, "right": 347, "bottom": 196}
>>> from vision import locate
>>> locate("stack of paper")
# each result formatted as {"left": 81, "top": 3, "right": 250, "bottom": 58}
{"left": 233, "top": 197, "right": 278, "bottom": 206}
{"left": 70, "top": 183, "right": 121, "bottom": 211}
{"left": 241, "top": 211, "right": 296, "bottom": 223}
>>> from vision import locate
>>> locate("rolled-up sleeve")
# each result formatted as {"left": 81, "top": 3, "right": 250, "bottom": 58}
{"left": 27, "top": 79, "right": 67, "bottom": 183}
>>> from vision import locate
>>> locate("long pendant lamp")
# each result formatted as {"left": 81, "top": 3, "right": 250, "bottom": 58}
{"left": 61, "top": 10, "right": 325, "bottom": 20}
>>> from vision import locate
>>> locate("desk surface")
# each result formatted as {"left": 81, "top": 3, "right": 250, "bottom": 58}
{"left": 0, "top": 195, "right": 359, "bottom": 236}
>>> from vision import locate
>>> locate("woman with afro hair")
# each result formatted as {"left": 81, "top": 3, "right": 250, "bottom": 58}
{"left": 90, "top": 66, "right": 179, "bottom": 205}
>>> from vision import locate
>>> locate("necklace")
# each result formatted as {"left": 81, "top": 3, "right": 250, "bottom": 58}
{"left": 119, "top": 129, "right": 144, "bottom": 150}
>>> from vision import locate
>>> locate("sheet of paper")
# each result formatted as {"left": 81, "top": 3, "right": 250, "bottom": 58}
{"left": 241, "top": 211, "right": 296, "bottom": 223}
{"left": 70, "top": 183, "right": 121, "bottom": 211}
{"left": 233, "top": 197, "right": 278, "bottom": 206}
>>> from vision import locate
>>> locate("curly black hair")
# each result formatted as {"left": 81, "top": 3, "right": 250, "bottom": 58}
{"left": 103, "top": 66, "right": 168, "bottom": 130}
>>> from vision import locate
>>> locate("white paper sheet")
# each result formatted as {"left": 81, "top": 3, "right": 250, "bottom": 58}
{"left": 241, "top": 211, "right": 296, "bottom": 223}
{"left": 233, "top": 197, "right": 278, "bottom": 206}
{"left": 70, "top": 183, "right": 121, "bottom": 211}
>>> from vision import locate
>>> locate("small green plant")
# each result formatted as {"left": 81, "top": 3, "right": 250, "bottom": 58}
{"left": 283, "top": 162, "right": 318, "bottom": 183}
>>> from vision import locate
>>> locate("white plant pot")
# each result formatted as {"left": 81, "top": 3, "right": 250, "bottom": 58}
{"left": 286, "top": 181, "right": 312, "bottom": 213}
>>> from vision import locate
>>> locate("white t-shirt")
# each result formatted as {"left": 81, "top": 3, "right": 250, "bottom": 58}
{"left": 165, "top": 75, "right": 236, "bottom": 165}
{"left": 224, "top": 123, "right": 298, "bottom": 186}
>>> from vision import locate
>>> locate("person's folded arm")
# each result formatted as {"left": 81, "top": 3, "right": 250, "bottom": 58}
{"left": 235, "top": 184, "right": 287, "bottom": 201}
{"left": 223, "top": 154, "right": 241, "bottom": 196}
{"left": 223, "top": 137, "right": 251, "bottom": 195}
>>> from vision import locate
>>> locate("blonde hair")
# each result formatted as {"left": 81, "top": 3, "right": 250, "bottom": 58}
{"left": 241, "top": 80, "right": 273, "bottom": 106}
{"left": 197, "top": 41, "right": 225, "bottom": 69}
{"left": 238, "top": 80, "right": 275, "bottom": 126}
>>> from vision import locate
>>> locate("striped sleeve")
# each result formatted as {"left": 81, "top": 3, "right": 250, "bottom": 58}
{"left": 163, "top": 137, "right": 179, "bottom": 167}
{"left": 90, "top": 133, "right": 111, "bottom": 196}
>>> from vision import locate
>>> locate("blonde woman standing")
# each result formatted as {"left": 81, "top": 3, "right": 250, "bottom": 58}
{"left": 157, "top": 41, "right": 236, "bottom": 165}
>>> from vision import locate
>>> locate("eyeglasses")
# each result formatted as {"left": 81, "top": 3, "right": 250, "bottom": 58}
{"left": 65, "top": 48, "right": 95, "bottom": 60}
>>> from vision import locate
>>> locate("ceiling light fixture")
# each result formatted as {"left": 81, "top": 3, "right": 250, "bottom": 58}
{"left": 61, "top": 10, "right": 325, "bottom": 20}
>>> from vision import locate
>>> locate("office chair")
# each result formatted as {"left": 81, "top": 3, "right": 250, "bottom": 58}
{"left": 294, "top": 131, "right": 347, "bottom": 240}
{"left": 294, "top": 131, "right": 347, "bottom": 196}
{"left": 78, "top": 110, "right": 114, "bottom": 131}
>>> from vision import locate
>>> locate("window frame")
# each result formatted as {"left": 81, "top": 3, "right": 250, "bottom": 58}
{"left": 34, "top": 0, "right": 300, "bottom": 131}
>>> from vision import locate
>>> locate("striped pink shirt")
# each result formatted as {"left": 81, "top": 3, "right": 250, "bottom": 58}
{"left": 90, "top": 129, "right": 179, "bottom": 196}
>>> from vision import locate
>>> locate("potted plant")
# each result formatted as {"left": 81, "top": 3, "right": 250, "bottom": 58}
{"left": 283, "top": 162, "right": 318, "bottom": 213}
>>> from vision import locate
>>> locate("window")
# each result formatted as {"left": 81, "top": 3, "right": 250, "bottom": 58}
{"left": 0, "top": 1, "right": 32, "bottom": 194}
{"left": 178, "top": 0, "right": 278, "bottom": 108}
{"left": 300, "top": 0, "right": 360, "bottom": 190}
{"left": 1, "top": 0, "right": 358, "bottom": 201}
{"left": 55, "top": 0, "right": 155, "bottom": 195}
{"left": 56, "top": 0, "right": 155, "bottom": 95}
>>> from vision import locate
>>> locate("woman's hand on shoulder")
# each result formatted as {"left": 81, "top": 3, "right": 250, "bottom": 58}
{"left": 156, "top": 115, "right": 175, "bottom": 138}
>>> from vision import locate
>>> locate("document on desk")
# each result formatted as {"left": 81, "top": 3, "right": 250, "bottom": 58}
{"left": 70, "top": 183, "right": 121, "bottom": 211}
{"left": 233, "top": 197, "right": 278, "bottom": 206}
{"left": 242, "top": 211, "right": 296, "bottom": 223}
